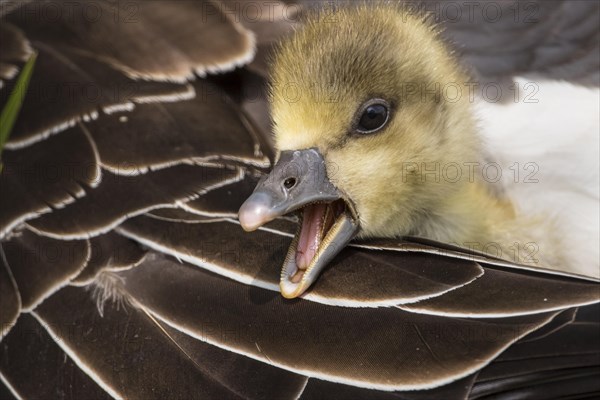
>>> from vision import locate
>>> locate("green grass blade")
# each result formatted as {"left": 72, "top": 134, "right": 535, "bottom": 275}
{"left": 0, "top": 52, "right": 37, "bottom": 168}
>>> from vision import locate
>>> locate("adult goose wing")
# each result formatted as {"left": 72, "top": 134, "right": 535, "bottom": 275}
{"left": 0, "top": 1, "right": 598, "bottom": 399}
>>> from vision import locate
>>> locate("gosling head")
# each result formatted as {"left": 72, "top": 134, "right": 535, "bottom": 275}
{"left": 239, "top": 5, "right": 482, "bottom": 298}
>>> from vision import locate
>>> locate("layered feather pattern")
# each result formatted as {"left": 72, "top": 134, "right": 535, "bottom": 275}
{"left": 0, "top": 1, "right": 598, "bottom": 399}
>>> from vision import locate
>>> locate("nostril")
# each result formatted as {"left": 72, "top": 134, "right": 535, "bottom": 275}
{"left": 283, "top": 177, "right": 297, "bottom": 190}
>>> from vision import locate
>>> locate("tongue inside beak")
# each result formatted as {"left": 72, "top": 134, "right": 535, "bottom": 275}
{"left": 237, "top": 148, "right": 359, "bottom": 298}
{"left": 293, "top": 201, "right": 344, "bottom": 282}
{"left": 281, "top": 199, "right": 358, "bottom": 298}
{"left": 239, "top": 194, "right": 359, "bottom": 298}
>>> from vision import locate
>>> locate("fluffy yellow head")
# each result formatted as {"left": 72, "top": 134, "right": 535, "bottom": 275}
{"left": 270, "top": 5, "right": 482, "bottom": 239}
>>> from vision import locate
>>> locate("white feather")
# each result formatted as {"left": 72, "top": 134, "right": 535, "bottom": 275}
{"left": 476, "top": 77, "right": 600, "bottom": 277}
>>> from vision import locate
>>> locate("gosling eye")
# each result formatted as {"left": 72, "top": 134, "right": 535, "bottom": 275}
{"left": 353, "top": 99, "right": 390, "bottom": 134}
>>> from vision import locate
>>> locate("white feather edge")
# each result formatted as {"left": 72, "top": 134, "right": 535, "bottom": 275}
{"left": 228, "top": 217, "right": 599, "bottom": 283}
{"left": 0, "top": 371, "right": 24, "bottom": 400}
{"left": 3, "top": 85, "right": 196, "bottom": 150}
{"left": 126, "top": 301, "right": 559, "bottom": 392}
{"left": 397, "top": 298, "right": 600, "bottom": 319}
{"left": 20, "top": 237, "right": 91, "bottom": 313}
{"left": 25, "top": 170, "right": 245, "bottom": 240}
{"left": 115, "top": 221, "right": 484, "bottom": 309}
{"left": 30, "top": 312, "right": 124, "bottom": 400}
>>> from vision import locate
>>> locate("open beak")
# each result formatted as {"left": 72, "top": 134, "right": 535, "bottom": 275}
{"left": 238, "top": 148, "right": 359, "bottom": 298}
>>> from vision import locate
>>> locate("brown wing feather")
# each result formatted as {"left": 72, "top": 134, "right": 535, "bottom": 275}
{"left": 0, "top": 1, "right": 598, "bottom": 399}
